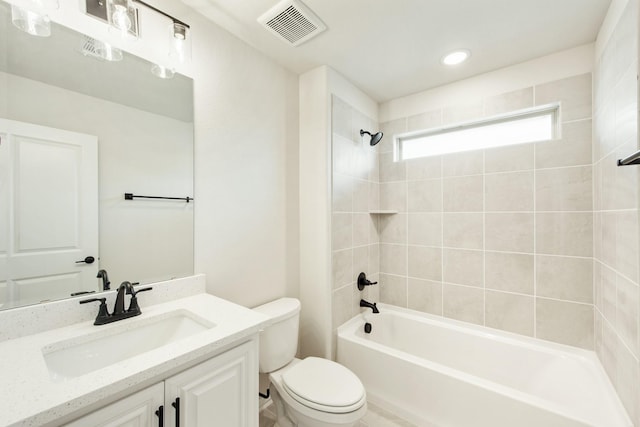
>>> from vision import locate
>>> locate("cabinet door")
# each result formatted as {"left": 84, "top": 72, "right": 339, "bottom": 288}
{"left": 64, "top": 383, "right": 164, "bottom": 427}
{"left": 165, "top": 340, "right": 258, "bottom": 427}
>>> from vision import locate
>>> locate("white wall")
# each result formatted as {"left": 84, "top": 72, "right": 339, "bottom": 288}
{"left": 144, "top": 1, "right": 300, "bottom": 308}
{"left": 299, "top": 65, "right": 377, "bottom": 358}
{"left": 1, "top": 71, "right": 193, "bottom": 286}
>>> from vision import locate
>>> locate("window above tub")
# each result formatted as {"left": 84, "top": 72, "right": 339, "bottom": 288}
{"left": 396, "top": 104, "right": 560, "bottom": 161}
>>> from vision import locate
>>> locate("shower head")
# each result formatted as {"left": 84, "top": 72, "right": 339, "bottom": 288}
{"left": 360, "top": 129, "right": 384, "bottom": 146}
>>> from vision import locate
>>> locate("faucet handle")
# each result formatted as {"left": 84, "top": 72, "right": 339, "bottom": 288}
{"left": 127, "top": 286, "right": 152, "bottom": 314}
{"left": 357, "top": 272, "right": 378, "bottom": 291}
{"left": 79, "top": 297, "right": 111, "bottom": 325}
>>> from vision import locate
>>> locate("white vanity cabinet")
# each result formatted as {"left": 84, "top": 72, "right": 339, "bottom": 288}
{"left": 64, "top": 340, "right": 258, "bottom": 427}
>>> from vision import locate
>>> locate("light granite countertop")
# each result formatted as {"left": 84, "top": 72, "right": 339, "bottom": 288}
{"left": 0, "top": 292, "right": 268, "bottom": 426}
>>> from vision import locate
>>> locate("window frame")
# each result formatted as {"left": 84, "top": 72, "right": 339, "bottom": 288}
{"left": 395, "top": 103, "right": 561, "bottom": 161}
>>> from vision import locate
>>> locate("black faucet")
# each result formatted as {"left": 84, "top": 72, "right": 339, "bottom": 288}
{"left": 80, "top": 282, "right": 152, "bottom": 325}
{"left": 360, "top": 299, "right": 380, "bottom": 314}
{"left": 97, "top": 269, "right": 110, "bottom": 291}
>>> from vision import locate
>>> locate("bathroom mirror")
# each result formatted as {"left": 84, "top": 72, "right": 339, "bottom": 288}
{"left": 0, "top": 0, "right": 194, "bottom": 310}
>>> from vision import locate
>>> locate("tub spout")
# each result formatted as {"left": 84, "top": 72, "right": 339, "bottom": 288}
{"left": 360, "top": 299, "right": 379, "bottom": 314}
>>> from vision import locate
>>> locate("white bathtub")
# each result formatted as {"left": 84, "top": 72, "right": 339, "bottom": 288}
{"left": 337, "top": 304, "right": 631, "bottom": 427}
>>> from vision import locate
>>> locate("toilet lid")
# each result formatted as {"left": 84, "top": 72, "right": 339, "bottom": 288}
{"left": 281, "top": 357, "right": 365, "bottom": 411}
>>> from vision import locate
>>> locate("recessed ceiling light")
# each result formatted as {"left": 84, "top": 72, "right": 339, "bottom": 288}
{"left": 442, "top": 49, "right": 471, "bottom": 66}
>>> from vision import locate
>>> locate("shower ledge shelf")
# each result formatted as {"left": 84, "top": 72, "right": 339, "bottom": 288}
{"left": 369, "top": 210, "right": 398, "bottom": 214}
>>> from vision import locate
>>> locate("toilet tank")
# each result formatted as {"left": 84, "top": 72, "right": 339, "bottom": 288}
{"left": 253, "top": 298, "right": 301, "bottom": 373}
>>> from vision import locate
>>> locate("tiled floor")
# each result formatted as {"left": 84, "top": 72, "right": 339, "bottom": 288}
{"left": 259, "top": 401, "right": 417, "bottom": 427}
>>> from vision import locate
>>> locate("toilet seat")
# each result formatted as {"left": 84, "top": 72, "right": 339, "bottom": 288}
{"left": 281, "top": 357, "right": 366, "bottom": 413}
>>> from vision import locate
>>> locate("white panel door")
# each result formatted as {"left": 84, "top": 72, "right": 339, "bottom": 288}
{"left": 0, "top": 118, "right": 98, "bottom": 308}
{"left": 64, "top": 383, "right": 164, "bottom": 427}
{"left": 165, "top": 340, "right": 258, "bottom": 427}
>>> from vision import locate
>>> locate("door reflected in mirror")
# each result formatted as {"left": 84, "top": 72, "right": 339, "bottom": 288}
{"left": 0, "top": 0, "right": 194, "bottom": 310}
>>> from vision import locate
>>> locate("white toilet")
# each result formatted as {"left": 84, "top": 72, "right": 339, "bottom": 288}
{"left": 254, "top": 298, "right": 367, "bottom": 427}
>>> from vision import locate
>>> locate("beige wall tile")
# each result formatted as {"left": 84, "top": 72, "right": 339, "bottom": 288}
{"left": 353, "top": 213, "right": 370, "bottom": 247}
{"left": 535, "top": 166, "right": 592, "bottom": 211}
{"left": 369, "top": 182, "right": 380, "bottom": 211}
{"left": 333, "top": 173, "right": 353, "bottom": 212}
{"left": 332, "top": 133, "right": 355, "bottom": 176}
{"left": 380, "top": 152, "right": 406, "bottom": 182}
{"left": 379, "top": 273, "right": 407, "bottom": 307}
{"left": 485, "top": 291, "right": 534, "bottom": 336}
{"left": 536, "top": 119, "right": 592, "bottom": 168}
{"left": 368, "top": 151, "right": 379, "bottom": 183}
{"left": 378, "top": 213, "right": 407, "bottom": 244}
{"left": 332, "top": 213, "right": 352, "bottom": 251}
{"left": 483, "top": 87, "right": 534, "bottom": 116}
{"left": 380, "top": 244, "right": 407, "bottom": 276}
{"left": 485, "top": 171, "right": 534, "bottom": 211}
{"left": 408, "top": 213, "right": 442, "bottom": 246}
{"left": 407, "top": 155, "right": 442, "bottom": 180}
{"left": 616, "top": 274, "right": 639, "bottom": 357}
{"left": 601, "top": 211, "right": 617, "bottom": 268}
{"left": 616, "top": 210, "right": 639, "bottom": 283}
{"left": 408, "top": 109, "right": 441, "bottom": 132}
{"left": 536, "top": 255, "right": 593, "bottom": 303}
{"left": 485, "top": 213, "right": 534, "bottom": 253}
{"left": 443, "top": 213, "right": 483, "bottom": 250}
{"left": 485, "top": 251, "right": 534, "bottom": 295}
{"left": 443, "top": 150, "right": 483, "bottom": 177}
{"left": 443, "top": 249, "right": 483, "bottom": 287}
{"left": 369, "top": 243, "right": 380, "bottom": 274}
{"left": 535, "top": 73, "right": 592, "bottom": 122}
{"left": 484, "top": 143, "right": 534, "bottom": 173}
{"left": 408, "top": 245, "right": 442, "bottom": 281}
{"left": 380, "top": 182, "right": 407, "bottom": 212}
{"left": 602, "top": 265, "right": 617, "bottom": 323}
{"left": 536, "top": 213, "right": 593, "bottom": 257}
{"left": 352, "top": 179, "right": 369, "bottom": 213}
{"left": 408, "top": 278, "right": 443, "bottom": 315}
{"left": 332, "top": 249, "right": 352, "bottom": 290}
{"left": 442, "top": 101, "right": 484, "bottom": 125}
{"left": 408, "top": 179, "right": 442, "bottom": 212}
{"left": 536, "top": 298, "right": 594, "bottom": 349}
{"left": 353, "top": 246, "right": 368, "bottom": 282}
{"left": 614, "top": 140, "right": 639, "bottom": 211}
{"left": 601, "top": 320, "right": 618, "bottom": 386}
{"left": 332, "top": 97, "right": 352, "bottom": 139}
{"left": 443, "top": 284, "right": 484, "bottom": 325}
{"left": 614, "top": 66, "right": 637, "bottom": 148}
{"left": 379, "top": 119, "right": 407, "bottom": 153}
{"left": 443, "top": 176, "right": 483, "bottom": 212}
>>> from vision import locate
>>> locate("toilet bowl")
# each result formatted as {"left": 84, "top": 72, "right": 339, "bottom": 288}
{"left": 253, "top": 298, "right": 366, "bottom": 427}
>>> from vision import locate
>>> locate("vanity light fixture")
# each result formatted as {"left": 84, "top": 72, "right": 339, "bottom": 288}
{"left": 11, "top": 0, "right": 59, "bottom": 37}
{"left": 85, "top": 0, "right": 191, "bottom": 77}
{"left": 105, "top": 0, "right": 137, "bottom": 40}
{"left": 441, "top": 49, "right": 471, "bottom": 66}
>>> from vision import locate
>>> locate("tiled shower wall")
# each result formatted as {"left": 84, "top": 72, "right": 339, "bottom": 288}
{"left": 593, "top": 0, "right": 640, "bottom": 423}
{"left": 331, "top": 96, "right": 380, "bottom": 355}
{"left": 377, "top": 73, "right": 595, "bottom": 349}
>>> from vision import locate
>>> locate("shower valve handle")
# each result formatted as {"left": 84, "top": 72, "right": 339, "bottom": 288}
{"left": 357, "top": 272, "right": 378, "bottom": 291}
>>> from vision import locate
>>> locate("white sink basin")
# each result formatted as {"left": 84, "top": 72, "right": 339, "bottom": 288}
{"left": 42, "top": 310, "right": 215, "bottom": 382}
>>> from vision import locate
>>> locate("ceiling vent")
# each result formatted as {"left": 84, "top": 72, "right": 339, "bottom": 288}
{"left": 258, "top": 0, "right": 326, "bottom": 47}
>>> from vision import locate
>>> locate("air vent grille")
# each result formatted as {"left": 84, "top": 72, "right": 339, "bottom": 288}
{"left": 258, "top": 0, "right": 326, "bottom": 47}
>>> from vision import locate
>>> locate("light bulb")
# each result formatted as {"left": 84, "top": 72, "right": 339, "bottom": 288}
{"left": 111, "top": 5, "right": 131, "bottom": 31}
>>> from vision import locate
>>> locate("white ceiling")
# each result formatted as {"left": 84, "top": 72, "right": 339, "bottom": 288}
{"left": 186, "top": 0, "right": 611, "bottom": 102}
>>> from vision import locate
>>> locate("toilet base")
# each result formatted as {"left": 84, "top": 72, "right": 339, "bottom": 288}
{"left": 271, "top": 386, "right": 365, "bottom": 427}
